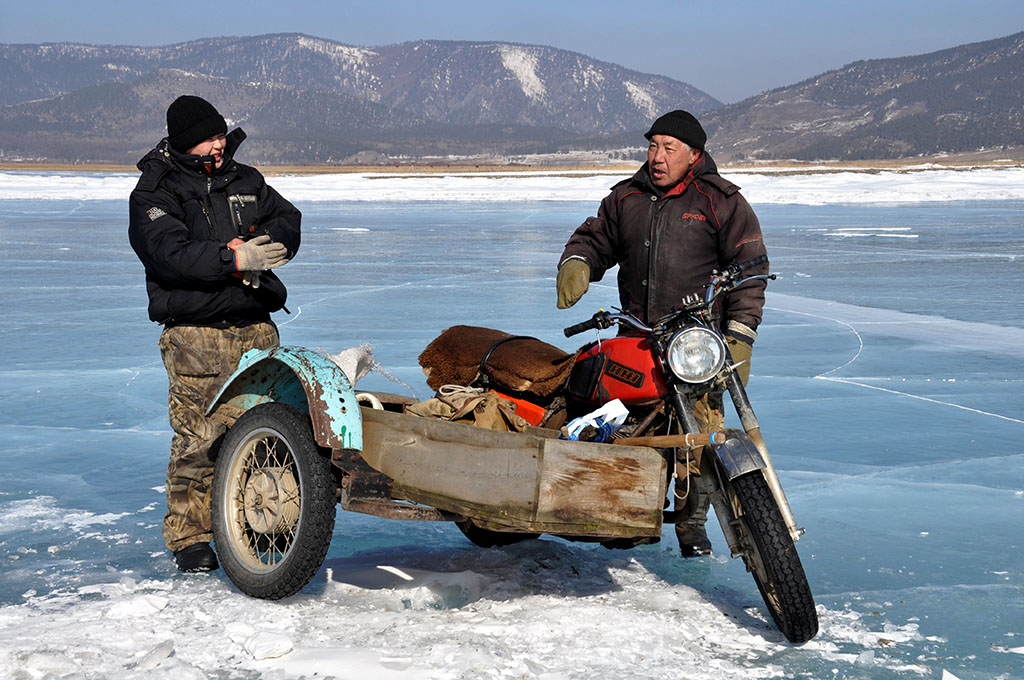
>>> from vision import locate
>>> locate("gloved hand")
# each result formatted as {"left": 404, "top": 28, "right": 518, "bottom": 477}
{"left": 556, "top": 258, "right": 590, "bottom": 309}
{"left": 241, "top": 270, "right": 261, "bottom": 288}
{"left": 726, "top": 335, "right": 753, "bottom": 386}
{"left": 228, "top": 234, "right": 288, "bottom": 272}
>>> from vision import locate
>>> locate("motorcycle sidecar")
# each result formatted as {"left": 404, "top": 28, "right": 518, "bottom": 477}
{"left": 205, "top": 345, "right": 668, "bottom": 600}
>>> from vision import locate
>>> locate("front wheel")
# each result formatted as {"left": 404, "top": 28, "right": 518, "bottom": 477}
{"left": 212, "top": 402, "right": 337, "bottom": 599}
{"left": 728, "top": 472, "right": 818, "bottom": 643}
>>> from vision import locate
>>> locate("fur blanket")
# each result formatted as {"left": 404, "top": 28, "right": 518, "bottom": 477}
{"left": 418, "top": 325, "right": 575, "bottom": 397}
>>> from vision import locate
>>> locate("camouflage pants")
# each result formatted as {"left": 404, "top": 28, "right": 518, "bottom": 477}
{"left": 158, "top": 322, "right": 279, "bottom": 552}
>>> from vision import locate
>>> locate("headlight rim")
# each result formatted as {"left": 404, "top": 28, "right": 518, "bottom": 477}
{"left": 666, "top": 326, "right": 727, "bottom": 384}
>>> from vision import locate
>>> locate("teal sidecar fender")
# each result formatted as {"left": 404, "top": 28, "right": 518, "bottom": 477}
{"left": 206, "top": 345, "right": 362, "bottom": 451}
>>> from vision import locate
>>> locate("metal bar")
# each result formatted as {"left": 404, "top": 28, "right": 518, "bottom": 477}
{"left": 725, "top": 371, "right": 803, "bottom": 541}
{"left": 342, "top": 498, "right": 460, "bottom": 522}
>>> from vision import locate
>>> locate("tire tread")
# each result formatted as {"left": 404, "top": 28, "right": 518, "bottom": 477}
{"left": 733, "top": 472, "right": 818, "bottom": 643}
{"left": 213, "top": 403, "right": 337, "bottom": 600}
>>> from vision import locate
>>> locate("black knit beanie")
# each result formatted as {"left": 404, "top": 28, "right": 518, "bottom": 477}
{"left": 644, "top": 110, "right": 707, "bottom": 151}
{"left": 166, "top": 95, "right": 228, "bottom": 153}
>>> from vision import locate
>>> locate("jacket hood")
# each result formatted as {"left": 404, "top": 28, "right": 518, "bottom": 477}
{"left": 137, "top": 128, "right": 247, "bottom": 175}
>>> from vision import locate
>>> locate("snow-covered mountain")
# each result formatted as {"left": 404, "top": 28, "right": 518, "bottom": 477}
{"left": 0, "top": 34, "right": 719, "bottom": 163}
{"left": 703, "top": 31, "right": 1024, "bottom": 161}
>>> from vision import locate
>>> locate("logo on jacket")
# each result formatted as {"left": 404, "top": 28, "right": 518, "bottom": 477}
{"left": 682, "top": 213, "right": 706, "bottom": 222}
{"left": 146, "top": 207, "right": 167, "bottom": 221}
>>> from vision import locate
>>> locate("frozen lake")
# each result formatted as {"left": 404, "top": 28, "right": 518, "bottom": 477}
{"left": 0, "top": 169, "right": 1022, "bottom": 679}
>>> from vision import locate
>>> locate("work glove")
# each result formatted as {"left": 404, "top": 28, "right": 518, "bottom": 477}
{"left": 726, "top": 336, "right": 752, "bottom": 386}
{"left": 556, "top": 258, "right": 590, "bottom": 309}
{"left": 241, "top": 271, "right": 261, "bottom": 288}
{"left": 725, "top": 320, "right": 757, "bottom": 386}
{"left": 228, "top": 234, "right": 289, "bottom": 272}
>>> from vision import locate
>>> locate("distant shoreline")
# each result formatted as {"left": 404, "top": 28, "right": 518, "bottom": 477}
{"left": 2, "top": 152, "right": 1022, "bottom": 177}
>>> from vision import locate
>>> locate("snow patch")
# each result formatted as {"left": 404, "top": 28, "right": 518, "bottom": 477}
{"left": 498, "top": 45, "right": 546, "bottom": 102}
{"left": 624, "top": 80, "right": 658, "bottom": 118}
{"left": 0, "top": 496, "right": 130, "bottom": 535}
{"left": 574, "top": 62, "right": 606, "bottom": 89}
{"left": 244, "top": 631, "right": 294, "bottom": 660}
{"left": 0, "top": 549, "right": 938, "bottom": 679}
{"left": 7, "top": 166, "right": 1024, "bottom": 205}
{"left": 294, "top": 36, "right": 376, "bottom": 66}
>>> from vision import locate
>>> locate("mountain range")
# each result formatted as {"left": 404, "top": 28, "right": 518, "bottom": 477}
{"left": 1, "top": 31, "right": 1022, "bottom": 164}
{"left": 703, "top": 30, "right": 1024, "bottom": 162}
{"left": 0, "top": 34, "right": 716, "bottom": 164}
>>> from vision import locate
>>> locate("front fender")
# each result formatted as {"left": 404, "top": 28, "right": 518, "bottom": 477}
{"left": 207, "top": 345, "right": 362, "bottom": 451}
{"left": 712, "top": 428, "right": 766, "bottom": 480}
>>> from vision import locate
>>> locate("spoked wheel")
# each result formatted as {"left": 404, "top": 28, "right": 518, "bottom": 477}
{"left": 455, "top": 520, "right": 539, "bottom": 548}
{"left": 727, "top": 471, "right": 818, "bottom": 643}
{"left": 212, "top": 403, "right": 337, "bottom": 599}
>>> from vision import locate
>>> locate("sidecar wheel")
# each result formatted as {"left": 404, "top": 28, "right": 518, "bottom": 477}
{"left": 455, "top": 520, "right": 539, "bottom": 548}
{"left": 212, "top": 403, "right": 337, "bottom": 599}
{"left": 729, "top": 472, "right": 818, "bottom": 643}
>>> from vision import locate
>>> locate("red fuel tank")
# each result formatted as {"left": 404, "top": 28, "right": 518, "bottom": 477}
{"left": 567, "top": 336, "right": 668, "bottom": 405}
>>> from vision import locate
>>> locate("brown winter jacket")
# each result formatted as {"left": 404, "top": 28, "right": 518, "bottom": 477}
{"left": 559, "top": 153, "right": 768, "bottom": 334}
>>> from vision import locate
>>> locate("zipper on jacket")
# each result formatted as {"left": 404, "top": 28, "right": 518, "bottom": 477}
{"left": 199, "top": 201, "right": 216, "bottom": 239}
{"left": 646, "top": 196, "right": 675, "bottom": 323}
{"left": 199, "top": 176, "right": 216, "bottom": 238}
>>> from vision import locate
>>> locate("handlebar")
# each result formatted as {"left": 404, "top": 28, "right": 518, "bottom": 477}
{"left": 722, "top": 254, "right": 768, "bottom": 279}
{"left": 564, "top": 310, "right": 652, "bottom": 338}
{"left": 564, "top": 256, "right": 773, "bottom": 337}
{"left": 563, "top": 317, "right": 602, "bottom": 338}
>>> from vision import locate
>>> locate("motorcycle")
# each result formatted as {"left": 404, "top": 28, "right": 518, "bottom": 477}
{"left": 458, "top": 254, "right": 818, "bottom": 643}
{"left": 206, "top": 255, "right": 818, "bottom": 644}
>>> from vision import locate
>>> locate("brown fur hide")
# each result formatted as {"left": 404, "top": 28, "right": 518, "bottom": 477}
{"left": 418, "top": 325, "right": 575, "bottom": 397}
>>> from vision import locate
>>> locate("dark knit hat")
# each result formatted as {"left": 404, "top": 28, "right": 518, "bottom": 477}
{"left": 644, "top": 110, "right": 707, "bottom": 150}
{"left": 166, "top": 95, "right": 227, "bottom": 153}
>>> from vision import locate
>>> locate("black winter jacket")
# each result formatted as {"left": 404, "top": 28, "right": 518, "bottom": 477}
{"left": 128, "top": 130, "right": 301, "bottom": 327}
{"left": 560, "top": 153, "right": 767, "bottom": 333}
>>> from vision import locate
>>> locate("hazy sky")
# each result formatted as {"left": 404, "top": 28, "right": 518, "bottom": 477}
{"left": 2, "top": 0, "right": 1023, "bottom": 103}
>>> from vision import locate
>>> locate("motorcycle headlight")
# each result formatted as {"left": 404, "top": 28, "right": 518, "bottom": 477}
{"left": 666, "top": 327, "right": 726, "bottom": 383}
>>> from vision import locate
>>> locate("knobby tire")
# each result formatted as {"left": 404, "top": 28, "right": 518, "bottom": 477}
{"left": 731, "top": 472, "right": 818, "bottom": 643}
{"left": 212, "top": 402, "right": 337, "bottom": 600}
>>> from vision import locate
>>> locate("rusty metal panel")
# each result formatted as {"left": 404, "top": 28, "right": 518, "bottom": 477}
{"left": 360, "top": 407, "right": 666, "bottom": 537}
{"left": 360, "top": 406, "right": 541, "bottom": 511}
{"left": 207, "top": 346, "right": 362, "bottom": 451}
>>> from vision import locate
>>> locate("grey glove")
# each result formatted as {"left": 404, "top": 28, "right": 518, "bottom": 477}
{"left": 241, "top": 270, "right": 261, "bottom": 288}
{"left": 556, "top": 258, "right": 590, "bottom": 309}
{"left": 230, "top": 234, "right": 289, "bottom": 272}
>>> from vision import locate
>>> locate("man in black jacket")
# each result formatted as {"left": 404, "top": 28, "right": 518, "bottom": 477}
{"left": 128, "top": 95, "right": 301, "bottom": 572}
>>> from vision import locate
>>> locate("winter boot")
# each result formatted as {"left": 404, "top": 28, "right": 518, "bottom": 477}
{"left": 675, "top": 473, "right": 713, "bottom": 558}
{"left": 174, "top": 542, "right": 219, "bottom": 572}
{"left": 675, "top": 521, "right": 713, "bottom": 558}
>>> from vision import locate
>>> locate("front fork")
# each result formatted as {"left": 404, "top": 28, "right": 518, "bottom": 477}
{"left": 724, "top": 371, "right": 803, "bottom": 542}
{"left": 669, "top": 373, "right": 803, "bottom": 543}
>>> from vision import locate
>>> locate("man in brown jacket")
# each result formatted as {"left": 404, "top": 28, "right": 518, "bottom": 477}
{"left": 556, "top": 109, "right": 768, "bottom": 556}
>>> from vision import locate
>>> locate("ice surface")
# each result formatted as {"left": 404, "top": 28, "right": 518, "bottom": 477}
{"left": 0, "top": 170, "right": 1021, "bottom": 679}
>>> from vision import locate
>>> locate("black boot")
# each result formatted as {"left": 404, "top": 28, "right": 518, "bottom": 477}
{"left": 675, "top": 521, "right": 713, "bottom": 558}
{"left": 173, "top": 542, "right": 219, "bottom": 572}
